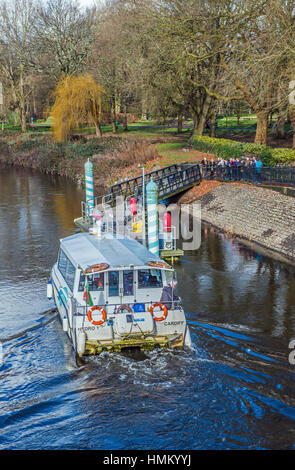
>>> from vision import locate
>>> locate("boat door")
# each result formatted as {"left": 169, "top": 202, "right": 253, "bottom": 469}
{"left": 122, "top": 269, "right": 135, "bottom": 304}
{"left": 107, "top": 269, "right": 135, "bottom": 310}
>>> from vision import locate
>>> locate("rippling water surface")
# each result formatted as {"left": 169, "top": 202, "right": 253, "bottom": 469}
{"left": 0, "top": 165, "right": 295, "bottom": 450}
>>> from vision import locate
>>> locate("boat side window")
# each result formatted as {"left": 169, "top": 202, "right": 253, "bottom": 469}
{"left": 123, "top": 270, "right": 133, "bottom": 296}
{"left": 58, "top": 249, "right": 75, "bottom": 291}
{"left": 78, "top": 272, "right": 104, "bottom": 292}
{"left": 78, "top": 272, "right": 86, "bottom": 291}
{"left": 58, "top": 249, "right": 68, "bottom": 279}
{"left": 109, "top": 271, "right": 119, "bottom": 296}
{"left": 65, "top": 259, "right": 76, "bottom": 291}
{"left": 87, "top": 272, "right": 104, "bottom": 291}
{"left": 138, "top": 269, "right": 163, "bottom": 288}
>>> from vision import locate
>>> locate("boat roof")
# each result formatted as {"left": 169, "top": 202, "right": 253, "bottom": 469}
{"left": 60, "top": 232, "right": 170, "bottom": 271}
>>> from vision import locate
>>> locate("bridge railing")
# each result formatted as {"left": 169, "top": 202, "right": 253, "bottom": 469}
{"left": 100, "top": 163, "right": 202, "bottom": 207}
{"left": 202, "top": 165, "right": 295, "bottom": 187}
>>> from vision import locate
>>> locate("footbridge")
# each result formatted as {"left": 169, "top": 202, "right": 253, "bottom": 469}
{"left": 75, "top": 162, "right": 202, "bottom": 248}
{"left": 101, "top": 162, "right": 202, "bottom": 208}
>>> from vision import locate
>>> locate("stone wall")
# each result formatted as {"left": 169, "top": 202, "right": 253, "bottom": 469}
{"left": 196, "top": 184, "right": 295, "bottom": 261}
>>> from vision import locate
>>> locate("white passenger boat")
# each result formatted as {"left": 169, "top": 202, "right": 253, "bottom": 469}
{"left": 48, "top": 232, "right": 191, "bottom": 358}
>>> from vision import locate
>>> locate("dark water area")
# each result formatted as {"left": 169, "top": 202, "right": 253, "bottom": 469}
{"left": 0, "top": 165, "right": 295, "bottom": 450}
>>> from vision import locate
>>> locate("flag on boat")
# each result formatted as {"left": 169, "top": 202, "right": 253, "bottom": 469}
{"left": 83, "top": 283, "right": 93, "bottom": 306}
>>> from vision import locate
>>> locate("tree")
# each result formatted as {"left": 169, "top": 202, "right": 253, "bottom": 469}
{"left": 37, "top": 0, "right": 96, "bottom": 81}
{"left": 147, "top": 0, "right": 243, "bottom": 141}
{"left": 218, "top": 0, "right": 289, "bottom": 145}
{"left": 274, "top": 0, "right": 295, "bottom": 147}
{"left": 0, "top": 0, "right": 39, "bottom": 132}
{"left": 149, "top": 0, "right": 290, "bottom": 145}
{"left": 92, "top": 1, "right": 143, "bottom": 133}
{"left": 51, "top": 74, "right": 109, "bottom": 142}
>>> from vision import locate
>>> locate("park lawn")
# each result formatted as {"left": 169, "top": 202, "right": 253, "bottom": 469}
{"left": 1, "top": 119, "right": 192, "bottom": 138}
{"left": 4, "top": 114, "right": 290, "bottom": 137}
{"left": 155, "top": 141, "right": 209, "bottom": 166}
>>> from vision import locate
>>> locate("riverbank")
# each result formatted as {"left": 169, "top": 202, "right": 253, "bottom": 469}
{"left": 0, "top": 134, "right": 161, "bottom": 193}
{"left": 0, "top": 131, "right": 212, "bottom": 196}
{"left": 3, "top": 131, "right": 294, "bottom": 265}
{"left": 186, "top": 183, "right": 295, "bottom": 263}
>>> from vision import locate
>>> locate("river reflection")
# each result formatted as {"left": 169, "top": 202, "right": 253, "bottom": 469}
{"left": 0, "top": 166, "right": 295, "bottom": 450}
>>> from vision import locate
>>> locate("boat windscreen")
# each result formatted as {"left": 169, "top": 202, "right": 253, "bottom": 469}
{"left": 78, "top": 272, "right": 104, "bottom": 291}
{"left": 138, "top": 269, "right": 163, "bottom": 289}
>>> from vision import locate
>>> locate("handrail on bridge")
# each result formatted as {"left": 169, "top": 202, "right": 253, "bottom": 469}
{"left": 79, "top": 162, "right": 202, "bottom": 222}
{"left": 100, "top": 162, "right": 202, "bottom": 207}
{"left": 202, "top": 164, "right": 295, "bottom": 187}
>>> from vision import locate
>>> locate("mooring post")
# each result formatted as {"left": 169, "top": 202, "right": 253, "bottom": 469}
{"left": 84, "top": 158, "right": 94, "bottom": 216}
{"left": 146, "top": 178, "right": 159, "bottom": 256}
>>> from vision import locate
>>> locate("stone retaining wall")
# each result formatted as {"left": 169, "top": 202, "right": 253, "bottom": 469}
{"left": 197, "top": 184, "right": 295, "bottom": 261}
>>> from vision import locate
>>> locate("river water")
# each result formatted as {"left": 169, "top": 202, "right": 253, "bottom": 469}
{"left": 0, "top": 165, "right": 295, "bottom": 450}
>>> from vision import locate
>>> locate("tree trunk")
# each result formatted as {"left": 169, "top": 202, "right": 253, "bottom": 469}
{"left": 141, "top": 90, "right": 147, "bottom": 120}
{"left": 19, "top": 102, "right": 27, "bottom": 133}
{"left": 189, "top": 94, "right": 212, "bottom": 143}
{"left": 210, "top": 111, "right": 217, "bottom": 138}
{"left": 19, "top": 69, "right": 27, "bottom": 133}
{"left": 123, "top": 104, "right": 128, "bottom": 132}
{"left": 236, "top": 102, "right": 241, "bottom": 126}
{"left": 276, "top": 85, "right": 286, "bottom": 139}
{"left": 177, "top": 114, "right": 183, "bottom": 133}
{"left": 255, "top": 110, "right": 268, "bottom": 145}
{"left": 112, "top": 98, "right": 117, "bottom": 134}
{"left": 95, "top": 122, "right": 102, "bottom": 138}
{"left": 290, "top": 105, "right": 295, "bottom": 149}
{"left": 276, "top": 114, "right": 286, "bottom": 139}
{"left": 115, "top": 94, "right": 121, "bottom": 114}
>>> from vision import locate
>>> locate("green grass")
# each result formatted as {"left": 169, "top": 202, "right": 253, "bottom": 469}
{"left": 0, "top": 119, "right": 191, "bottom": 137}
{"left": 3, "top": 114, "right": 292, "bottom": 143}
{"left": 156, "top": 142, "right": 184, "bottom": 151}
{"left": 154, "top": 141, "right": 204, "bottom": 166}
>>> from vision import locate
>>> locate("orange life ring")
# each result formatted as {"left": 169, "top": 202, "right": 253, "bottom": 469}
{"left": 150, "top": 302, "right": 168, "bottom": 322}
{"left": 148, "top": 260, "right": 171, "bottom": 269}
{"left": 87, "top": 306, "right": 107, "bottom": 325}
{"left": 116, "top": 304, "right": 132, "bottom": 314}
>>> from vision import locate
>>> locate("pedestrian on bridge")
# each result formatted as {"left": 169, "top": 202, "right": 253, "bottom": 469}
{"left": 255, "top": 159, "right": 263, "bottom": 183}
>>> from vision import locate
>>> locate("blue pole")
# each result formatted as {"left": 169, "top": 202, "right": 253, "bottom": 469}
{"left": 84, "top": 158, "right": 94, "bottom": 216}
{"left": 146, "top": 178, "right": 159, "bottom": 256}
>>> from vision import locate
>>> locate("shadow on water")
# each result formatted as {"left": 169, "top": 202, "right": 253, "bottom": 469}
{"left": 0, "top": 166, "right": 295, "bottom": 449}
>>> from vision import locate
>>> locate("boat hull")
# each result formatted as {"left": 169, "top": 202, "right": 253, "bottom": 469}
{"left": 52, "top": 278, "right": 191, "bottom": 357}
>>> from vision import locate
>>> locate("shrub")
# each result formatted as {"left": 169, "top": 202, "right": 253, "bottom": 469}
{"left": 193, "top": 135, "right": 243, "bottom": 160}
{"left": 270, "top": 148, "right": 295, "bottom": 164}
{"left": 193, "top": 135, "right": 295, "bottom": 166}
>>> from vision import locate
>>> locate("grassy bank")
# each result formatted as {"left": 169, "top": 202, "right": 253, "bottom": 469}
{"left": 2, "top": 121, "right": 295, "bottom": 199}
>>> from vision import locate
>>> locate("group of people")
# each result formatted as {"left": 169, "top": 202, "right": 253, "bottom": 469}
{"left": 200, "top": 156, "right": 263, "bottom": 181}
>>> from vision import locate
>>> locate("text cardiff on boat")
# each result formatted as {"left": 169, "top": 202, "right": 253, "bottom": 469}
{"left": 48, "top": 232, "right": 192, "bottom": 358}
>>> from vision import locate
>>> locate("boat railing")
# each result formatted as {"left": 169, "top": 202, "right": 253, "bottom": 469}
{"left": 72, "top": 299, "right": 183, "bottom": 317}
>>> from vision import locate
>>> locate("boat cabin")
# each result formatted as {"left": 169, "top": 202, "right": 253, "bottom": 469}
{"left": 54, "top": 232, "right": 174, "bottom": 312}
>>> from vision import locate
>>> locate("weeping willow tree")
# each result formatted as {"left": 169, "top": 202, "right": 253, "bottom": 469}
{"left": 51, "top": 74, "right": 109, "bottom": 142}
